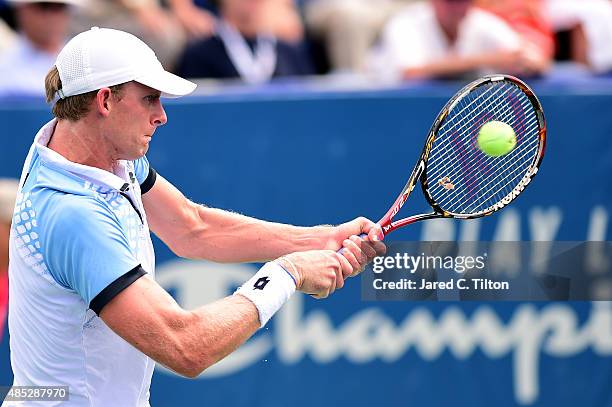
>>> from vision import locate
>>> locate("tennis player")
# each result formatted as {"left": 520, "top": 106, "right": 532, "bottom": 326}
{"left": 4, "top": 27, "right": 385, "bottom": 406}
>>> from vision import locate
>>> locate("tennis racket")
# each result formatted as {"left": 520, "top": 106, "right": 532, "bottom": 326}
{"left": 372, "top": 74, "right": 546, "bottom": 237}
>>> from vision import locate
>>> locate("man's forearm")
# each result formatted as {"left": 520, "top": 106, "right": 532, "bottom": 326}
{"left": 143, "top": 177, "right": 340, "bottom": 262}
{"left": 173, "top": 294, "right": 261, "bottom": 377}
{"left": 177, "top": 205, "right": 333, "bottom": 262}
{"left": 101, "top": 276, "right": 262, "bottom": 379}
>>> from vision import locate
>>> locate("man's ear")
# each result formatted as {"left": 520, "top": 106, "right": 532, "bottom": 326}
{"left": 94, "top": 88, "right": 114, "bottom": 117}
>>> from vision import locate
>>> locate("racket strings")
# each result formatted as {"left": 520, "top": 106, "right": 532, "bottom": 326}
{"left": 427, "top": 84, "right": 508, "bottom": 164}
{"left": 425, "top": 81, "right": 541, "bottom": 215}
{"left": 461, "top": 135, "right": 538, "bottom": 211}
{"left": 426, "top": 86, "right": 520, "bottom": 182}
{"left": 432, "top": 87, "right": 538, "bottom": 213}
{"left": 473, "top": 101, "right": 537, "bottom": 205}
{"left": 431, "top": 85, "right": 527, "bottom": 188}
{"left": 428, "top": 83, "right": 518, "bottom": 167}
{"left": 436, "top": 98, "right": 538, "bottom": 209}
{"left": 434, "top": 96, "right": 537, "bottom": 213}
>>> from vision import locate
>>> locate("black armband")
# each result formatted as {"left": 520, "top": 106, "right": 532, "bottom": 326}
{"left": 140, "top": 167, "right": 157, "bottom": 194}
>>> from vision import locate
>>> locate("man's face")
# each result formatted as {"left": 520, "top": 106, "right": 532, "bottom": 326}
{"left": 432, "top": 0, "right": 472, "bottom": 33}
{"left": 104, "top": 82, "right": 167, "bottom": 161}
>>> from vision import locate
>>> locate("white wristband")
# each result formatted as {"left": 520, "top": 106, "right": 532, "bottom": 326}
{"left": 235, "top": 261, "right": 297, "bottom": 327}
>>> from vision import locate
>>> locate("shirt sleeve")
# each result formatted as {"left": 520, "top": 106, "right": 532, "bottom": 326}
{"left": 43, "top": 195, "right": 143, "bottom": 313}
{"left": 133, "top": 155, "right": 151, "bottom": 185}
{"left": 134, "top": 155, "right": 157, "bottom": 194}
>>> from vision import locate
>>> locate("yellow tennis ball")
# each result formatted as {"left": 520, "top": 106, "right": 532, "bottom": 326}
{"left": 477, "top": 121, "right": 517, "bottom": 157}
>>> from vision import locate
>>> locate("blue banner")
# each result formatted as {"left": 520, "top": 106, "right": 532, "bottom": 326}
{"left": 1, "top": 81, "right": 611, "bottom": 406}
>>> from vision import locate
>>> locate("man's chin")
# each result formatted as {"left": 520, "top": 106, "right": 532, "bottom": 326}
{"left": 121, "top": 148, "right": 148, "bottom": 161}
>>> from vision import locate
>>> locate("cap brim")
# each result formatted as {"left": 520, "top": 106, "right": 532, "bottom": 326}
{"left": 136, "top": 69, "right": 197, "bottom": 98}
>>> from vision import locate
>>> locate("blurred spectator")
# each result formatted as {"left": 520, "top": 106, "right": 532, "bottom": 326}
{"left": 369, "top": 0, "right": 546, "bottom": 81}
{"left": 70, "top": 0, "right": 186, "bottom": 69}
{"left": 259, "top": 0, "right": 304, "bottom": 43}
{"left": 0, "top": 0, "right": 78, "bottom": 98}
{"left": 0, "top": 17, "right": 16, "bottom": 54}
{"left": 176, "top": 0, "right": 314, "bottom": 83}
{"left": 0, "top": 178, "right": 18, "bottom": 341}
{"left": 304, "top": 0, "right": 413, "bottom": 73}
{"left": 476, "top": 0, "right": 554, "bottom": 73}
{"left": 167, "top": 0, "right": 217, "bottom": 39}
{"left": 544, "top": 0, "right": 612, "bottom": 73}
{"left": 169, "top": 0, "right": 304, "bottom": 43}
{"left": 0, "top": 0, "right": 17, "bottom": 29}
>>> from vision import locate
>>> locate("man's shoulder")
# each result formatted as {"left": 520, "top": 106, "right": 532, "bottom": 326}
{"left": 28, "top": 187, "right": 112, "bottom": 229}
{"left": 23, "top": 170, "right": 118, "bottom": 230}
{"left": 44, "top": 190, "right": 107, "bottom": 213}
{"left": 29, "top": 157, "right": 112, "bottom": 201}
{"left": 21, "top": 147, "right": 137, "bottom": 231}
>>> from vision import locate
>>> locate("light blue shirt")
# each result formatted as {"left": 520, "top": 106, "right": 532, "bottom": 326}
{"left": 5, "top": 119, "right": 157, "bottom": 407}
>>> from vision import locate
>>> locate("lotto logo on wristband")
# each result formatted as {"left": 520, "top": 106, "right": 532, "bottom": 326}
{"left": 253, "top": 276, "right": 271, "bottom": 290}
{"left": 236, "top": 263, "right": 296, "bottom": 327}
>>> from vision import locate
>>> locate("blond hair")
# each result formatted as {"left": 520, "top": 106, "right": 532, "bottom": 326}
{"left": 44, "top": 66, "right": 124, "bottom": 122}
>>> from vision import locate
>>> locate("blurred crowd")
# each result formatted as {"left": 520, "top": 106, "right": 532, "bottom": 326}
{"left": 0, "top": 178, "right": 18, "bottom": 342}
{"left": 0, "top": 0, "right": 612, "bottom": 98}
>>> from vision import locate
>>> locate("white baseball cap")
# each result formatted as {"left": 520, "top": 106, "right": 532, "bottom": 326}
{"left": 55, "top": 27, "right": 196, "bottom": 99}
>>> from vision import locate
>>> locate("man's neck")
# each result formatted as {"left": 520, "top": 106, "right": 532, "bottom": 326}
{"left": 47, "top": 120, "right": 117, "bottom": 173}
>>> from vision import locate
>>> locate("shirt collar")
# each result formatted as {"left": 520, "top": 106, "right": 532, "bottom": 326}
{"left": 34, "top": 119, "right": 131, "bottom": 193}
